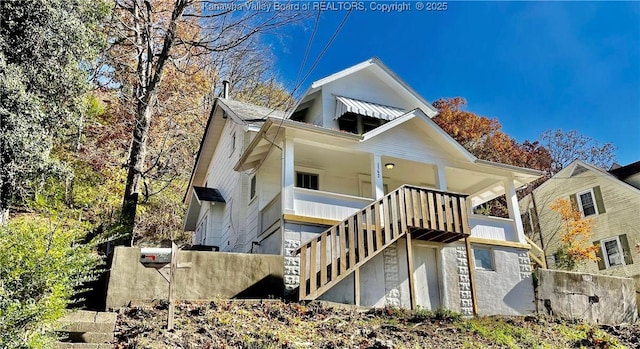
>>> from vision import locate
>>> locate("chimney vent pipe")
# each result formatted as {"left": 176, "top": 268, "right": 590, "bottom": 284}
{"left": 222, "top": 80, "right": 230, "bottom": 99}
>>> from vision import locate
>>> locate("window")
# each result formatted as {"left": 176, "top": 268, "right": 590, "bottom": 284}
{"left": 601, "top": 237, "right": 624, "bottom": 268}
{"left": 473, "top": 247, "right": 494, "bottom": 270}
{"left": 577, "top": 189, "right": 598, "bottom": 217}
{"left": 296, "top": 172, "right": 319, "bottom": 190}
{"left": 249, "top": 176, "right": 257, "bottom": 201}
{"left": 597, "top": 234, "right": 633, "bottom": 269}
{"left": 337, "top": 112, "right": 385, "bottom": 135}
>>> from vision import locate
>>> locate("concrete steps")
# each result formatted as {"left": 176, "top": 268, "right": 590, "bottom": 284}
{"left": 55, "top": 310, "right": 116, "bottom": 349}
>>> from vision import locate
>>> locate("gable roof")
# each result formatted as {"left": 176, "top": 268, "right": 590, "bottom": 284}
{"left": 294, "top": 57, "right": 438, "bottom": 118}
{"left": 609, "top": 160, "right": 640, "bottom": 180}
{"left": 533, "top": 159, "right": 640, "bottom": 195}
{"left": 218, "top": 98, "right": 286, "bottom": 121}
{"left": 184, "top": 98, "right": 285, "bottom": 204}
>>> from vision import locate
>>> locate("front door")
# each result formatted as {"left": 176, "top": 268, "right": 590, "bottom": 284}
{"left": 413, "top": 245, "right": 441, "bottom": 310}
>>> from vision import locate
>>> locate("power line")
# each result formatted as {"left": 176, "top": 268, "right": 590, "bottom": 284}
{"left": 241, "top": 6, "right": 354, "bottom": 176}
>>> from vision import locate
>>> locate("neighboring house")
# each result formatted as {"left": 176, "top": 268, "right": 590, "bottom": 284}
{"left": 519, "top": 160, "right": 640, "bottom": 298}
{"left": 183, "top": 58, "right": 544, "bottom": 316}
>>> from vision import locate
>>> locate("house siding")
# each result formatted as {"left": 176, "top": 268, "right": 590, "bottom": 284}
{"left": 529, "top": 164, "right": 640, "bottom": 280}
{"left": 202, "top": 119, "right": 248, "bottom": 251}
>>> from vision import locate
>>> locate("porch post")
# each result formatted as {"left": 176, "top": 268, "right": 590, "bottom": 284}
{"left": 370, "top": 154, "right": 384, "bottom": 199}
{"left": 504, "top": 176, "right": 526, "bottom": 243}
{"left": 282, "top": 137, "right": 295, "bottom": 214}
{"left": 434, "top": 164, "right": 447, "bottom": 191}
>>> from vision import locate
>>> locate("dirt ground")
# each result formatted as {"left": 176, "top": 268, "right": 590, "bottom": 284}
{"left": 113, "top": 300, "right": 639, "bottom": 349}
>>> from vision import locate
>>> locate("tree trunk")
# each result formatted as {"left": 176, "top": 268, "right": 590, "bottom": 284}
{"left": 119, "top": 97, "right": 154, "bottom": 245}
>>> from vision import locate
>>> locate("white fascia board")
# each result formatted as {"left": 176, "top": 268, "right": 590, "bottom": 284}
{"left": 309, "top": 58, "right": 439, "bottom": 118}
{"left": 362, "top": 108, "right": 477, "bottom": 163}
{"left": 534, "top": 159, "right": 640, "bottom": 195}
{"left": 183, "top": 192, "right": 202, "bottom": 231}
{"left": 474, "top": 159, "right": 544, "bottom": 177}
{"left": 311, "top": 59, "right": 376, "bottom": 89}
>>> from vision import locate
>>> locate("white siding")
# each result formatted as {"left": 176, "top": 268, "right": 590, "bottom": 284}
{"left": 320, "top": 69, "right": 414, "bottom": 129}
{"left": 352, "top": 121, "right": 452, "bottom": 163}
{"left": 203, "top": 120, "right": 248, "bottom": 252}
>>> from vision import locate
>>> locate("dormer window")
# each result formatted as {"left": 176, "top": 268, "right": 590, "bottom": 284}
{"left": 334, "top": 95, "right": 404, "bottom": 135}
{"left": 338, "top": 113, "right": 385, "bottom": 134}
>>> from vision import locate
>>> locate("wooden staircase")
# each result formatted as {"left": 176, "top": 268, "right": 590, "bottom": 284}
{"left": 296, "top": 185, "right": 471, "bottom": 301}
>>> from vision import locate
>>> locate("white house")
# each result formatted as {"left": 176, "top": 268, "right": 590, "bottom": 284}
{"left": 183, "top": 58, "right": 544, "bottom": 316}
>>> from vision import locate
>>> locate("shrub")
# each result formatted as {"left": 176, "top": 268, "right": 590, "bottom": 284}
{"left": 0, "top": 216, "right": 102, "bottom": 348}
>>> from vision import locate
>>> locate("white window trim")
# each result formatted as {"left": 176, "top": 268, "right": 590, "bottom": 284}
{"left": 472, "top": 246, "right": 496, "bottom": 271}
{"left": 600, "top": 236, "right": 626, "bottom": 269}
{"left": 576, "top": 188, "right": 598, "bottom": 218}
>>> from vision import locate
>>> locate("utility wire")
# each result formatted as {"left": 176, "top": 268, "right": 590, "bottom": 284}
{"left": 240, "top": 6, "right": 353, "bottom": 176}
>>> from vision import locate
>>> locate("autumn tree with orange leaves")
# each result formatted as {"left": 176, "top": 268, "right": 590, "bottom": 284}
{"left": 549, "top": 198, "right": 600, "bottom": 270}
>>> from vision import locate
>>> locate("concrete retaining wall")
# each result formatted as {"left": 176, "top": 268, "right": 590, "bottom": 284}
{"left": 105, "top": 247, "right": 284, "bottom": 309}
{"left": 536, "top": 269, "right": 637, "bottom": 324}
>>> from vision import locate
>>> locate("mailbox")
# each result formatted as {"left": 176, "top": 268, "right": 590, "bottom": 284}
{"left": 140, "top": 248, "right": 172, "bottom": 264}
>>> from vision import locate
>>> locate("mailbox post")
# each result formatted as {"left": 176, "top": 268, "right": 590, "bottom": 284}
{"left": 139, "top": 243, "right": 178, "bottom": 330}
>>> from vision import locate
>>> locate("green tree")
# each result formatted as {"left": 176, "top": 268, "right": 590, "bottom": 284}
{"left": 0, "top": 0, "right": 109, "bottom": 224}
{"left": 0, "top": 216, "right": 102, "bottom": 348}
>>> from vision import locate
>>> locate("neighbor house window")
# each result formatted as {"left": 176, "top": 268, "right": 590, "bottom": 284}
{"left": 249, "top": 176, "right": 257, "bottom": 201}
{"left": 601, "top": 237, "right": 624, "bottom": 268}
{"left": 576, "top": 189, "right": 597, "bottom": 217}
{"left": 473, "top": 247, "right": 494, "bottom": 270}
{"left": 598, "top": 234, "right": 633, "bottom": 269}
{"left": 296, "top": 172, "right": 319, "bottom": 190}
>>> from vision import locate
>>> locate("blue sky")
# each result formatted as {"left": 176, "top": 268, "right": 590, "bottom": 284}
{"left": 267, "top": 1, "right": 640, "bottom": 166}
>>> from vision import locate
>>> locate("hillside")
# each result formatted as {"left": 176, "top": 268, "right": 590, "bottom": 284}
{"left": 113, "top": 300, "right": 639, "bottom": 349}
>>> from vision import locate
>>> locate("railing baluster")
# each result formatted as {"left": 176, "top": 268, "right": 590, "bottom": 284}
{"left": 339, "top": 222, "right": 347, "bottom": 275}
{"left": 348, "top": 216, "right": 356, "bottom": 268}
{"left": 331, "top": 227, "right": 338, "bottom": 281}
{"left": 404, "top": 188, "right": 414, "bottom": 227}
{"left": 357, "top": 211, "right": 365, "bottom": 262}
{"left": 299, "top": 244, "right": 307, "bottom": 299}
{"left": 459, "top": 196, "right": 470, "bottom": 234}
{"left": 419, "top": 190, "right": 428, "bottom": 229}
{"left": 320, "top": 234, "right": 327, "bottom": 287}
{"left": 444, "top": 194, "right": 453, "bottom": 232}
{"left": 391, "top": 192, "right": 400, "bottom": 238}
{"left": 383, "top": 197, "right": 391, "bottom": 243}
{"left": 365, "top": 207, "right": 374, "bottom": 257}
{"left": 309, "top": 239, "right": 317, "bottom": 295}
{"left": 399, "top": 188, "right": 408, "bottom": 235}
{"left": 435, "top": 192, "right": 444, "bottom": 231}
{"left": 427, "top": 191, "right": 437, "bottom": 230}
{"left": 451, "top": 195, "right": 460, "bottom": 233}
{"left": 374, "top": 201, "right": 382, "bottom": 249}
{"left": 412, "top": 189, "right": 420, "bottom": 227}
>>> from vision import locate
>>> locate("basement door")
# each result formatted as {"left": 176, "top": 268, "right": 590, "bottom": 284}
{"left": 413, "top": 246, "right": 441, "bottom": 310}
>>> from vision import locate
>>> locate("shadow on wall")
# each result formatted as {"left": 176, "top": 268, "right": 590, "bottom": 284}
{"left": 503, "top": 277, "right": 535, "bottom": 314}
{"left": 233, "top": 274, "right": 284, "bottom": 299}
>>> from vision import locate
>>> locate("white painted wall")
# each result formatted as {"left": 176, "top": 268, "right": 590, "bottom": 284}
{"left": 472, "top": 245, "right": 535, "bottom": 316}
{"left": 319, "top": 69, "right": 414, "bottom": 129}
{"left": 202, "top": 119, "right": 248, "bottom": 252}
